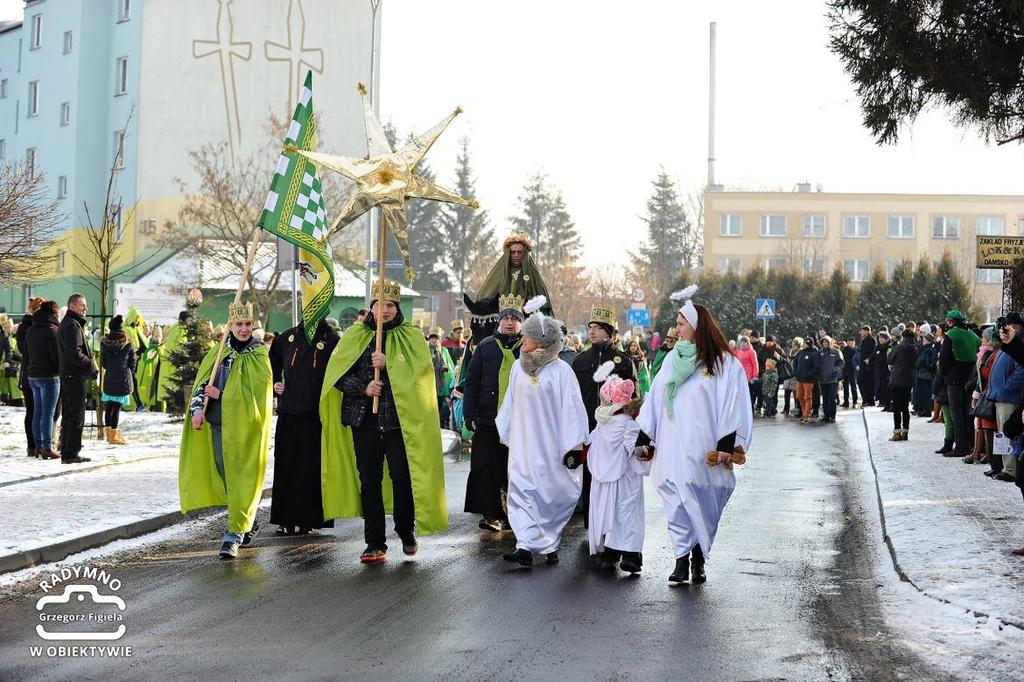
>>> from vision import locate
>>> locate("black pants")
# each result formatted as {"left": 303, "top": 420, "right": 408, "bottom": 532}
{"left": 271, "top": 414, "right": 334, "bottom": 530}
{"left": 858, "top": 369, "right": 875, "bottom": 406}
{"left": 891, "top": 387, "right": 911, "bottom": 430}
{"left": 59, "top": 376, "right": 86, "bottom": 459}
{"left": 22, "top": 380, "right": 35, "bottom": 449}
{"left": 843, "top": 378, "right": 857, "bottom": 406}
{"left": 812, "top": 382, "right": 821, "bottom": 414}
{"left": 946, "top": 381, "right": 974, "bottom": 455}
{"left": 821, "top": 383, "right": 838, "bottom": 420}
{"left": 351, "top": 420, "right": 415, "bottom": 550}
{"left": 104, "top": 401, "right": 121, "bottom": 429}
{"left": 784, "top": 388, "right": 793, "bottom": 413}
{"left": 464, "top": 425, "right": 509, "bottom": 521}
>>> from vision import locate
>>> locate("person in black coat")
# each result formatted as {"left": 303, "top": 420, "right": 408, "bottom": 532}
{"left": 15, "top": 299, "right": 42, "bottom": 456}
{"left": 463, "top": 302, "right": 523, "bottom": 531}
{"left": 886, "top": 329, "right": 918, "bottom": 441}
{"left": 100, "top": 315, "right": 136, "bottom": 445}
{"left": 873, "top": 331, "right": 893, "bottom": 410}
{"left": 793, "top": 339, "right": 821, "bottom": 424}
{"left": 269, "top": 319, "right": 340, "bottom": 535}
{"left": 840, "top": 339, "right": 858, "bottom": 408}
{"left": 912, "top": 334, "right": 936, "bottom": 417}
{"left": 993, "top": 324, "right": 1024, "bottom": 553}
{"left": 858, "top": 326, "right": 877, "bottom": 407}
{"left": 58, "top": 294, "right": 96, "bottom": 464}
{"left": 26, "top": 301, "right": 62, "bottom": 459}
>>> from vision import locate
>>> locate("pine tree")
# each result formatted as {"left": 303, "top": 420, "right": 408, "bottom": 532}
{"left": 442, "top": 138, "right": 495, "bottom": 294}
{"left": 508, "top": 173, "right": 583, "bottom": 273}
{"left": 628, "top": 170, "right": 696, "bottom": 305}
{"left": 404, "top": 157, "right": 450, "bottom": 290}
{"left": 166, "top": 313, "right": 214, "bottom": 416}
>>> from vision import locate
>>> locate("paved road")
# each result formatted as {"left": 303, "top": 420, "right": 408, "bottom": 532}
{"left": 0, "top": 418, "right": 942, "bottom": 680}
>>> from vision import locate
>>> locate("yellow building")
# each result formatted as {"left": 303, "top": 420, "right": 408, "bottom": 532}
{"left": 703, "top": 188, "right": 1024, "bottom": 322}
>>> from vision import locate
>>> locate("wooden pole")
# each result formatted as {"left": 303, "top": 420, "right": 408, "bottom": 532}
{"left": 201, "top": 223, "right": 263, "bottom": 417}
{"left": 372, "top": 210, "right": 388, "bottom": 414}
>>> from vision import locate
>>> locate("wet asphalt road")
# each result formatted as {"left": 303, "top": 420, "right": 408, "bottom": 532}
{"left": 0, "top": 416, "right": 941, "bottom": 681}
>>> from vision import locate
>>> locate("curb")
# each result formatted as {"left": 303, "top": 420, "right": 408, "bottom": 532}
{"left": 0, "top": 453, "right": 179, "bottom": 489}
{"left": 0, "top": 487, "right": 273, "bottom": 575}
{"left": 858, "top": 409, "right": 1024, "bottom": 631}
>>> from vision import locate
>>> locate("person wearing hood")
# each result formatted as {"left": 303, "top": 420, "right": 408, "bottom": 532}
{"left": 159, "top": 310, "right": 191, "bottom": 406}
{"left": 26, "top": 300, "right": 62, "bottom": 460}
{"left": 912, "top": 333, "right": 937, "bottom": 417}
{"left": 463, "top": 293, "right": 524, "bottom": 532}
{"left": 180, "top": 301, "right": 272, "bottom": 560}
{"left": 100, "top": 315, "right": 136, "bottom": 445}
{"left": 476, "top": 232, "right": 553, "bottom": 315}
{"left": 497, "top": 299, "right": 589, "bottom": 567}
{"left": 320, "top": 280, "right": 448, "bottom": 565}
{"left": 58, "top": 293, "right": 97, "bottom": 464}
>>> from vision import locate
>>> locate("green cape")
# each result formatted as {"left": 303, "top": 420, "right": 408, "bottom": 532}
{"left": 946, "top": 325, "right": 981, "bottom": 364}
{"left": 179, "top": 343, "right": 272, "bottom": 533}
{"left": 651, "top": 349, "right": 668, "bottom": 377}
{"left": 475, "top": 249, "right": 553, "bottom": 314}
{"left": 158, "top": 322, "right": 187, "bottom": 402}
{"left": 129, "top": 340, "right": 161, "bottom": 410}
{"left": 320, "top": 322, "right": 448, "bottom": 535}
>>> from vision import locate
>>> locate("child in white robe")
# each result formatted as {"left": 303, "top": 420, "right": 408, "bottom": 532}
{"left": 587, "top": 364, "right": 651, "bottom": 574}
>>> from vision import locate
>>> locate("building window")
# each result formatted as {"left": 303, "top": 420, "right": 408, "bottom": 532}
{"left": 885, "top": 260, "right": 898, "bottom": 279}
{"left": 56, "top": 250, "right": 65, "bottom": 273}
{"left": 25, "top": 148, "right": 36, "bottom": 177}
{"left": 976, "top": 216, "right": 1004, "bottom": 236}
{"left": 63, "top": 30, "right": 73, "bottom": 54}
{"left": 718, "top": 257, "right": 741, "bottom": 273}
{"left": 0, "top": 138, "right": 5, "bottom": 159}
{"left": 1018, "top": 218, "right": 1024, "bottom": 235}
{"left": 60, "top": 101, "right": 70, "bottom": 126}
{"left": 842, "top": 215, "right": 870, "bottom": 238}
{"left": 115, "top": 57, "right": 128, "bottom": 95}
{"left": 27, "top": 81, "right": 39, "bottom": 117}
{"left": 844, "top": 259, "right": 869, "bottom": 282}
{"left": 57, "top": 175, "right": 67, "bottom": 199}
{"left": 719, "top": 213, "right": 741, "bottom": 237}
{"left": 763, "top": 256, "right": 787, "bottom": 272}
{"left": 113, "top": 206, "right": 125, "bottom": 243}
{"left": 977, "top": 268, "right": 1002, "bottom": 284}
{"left": 759, "top": 214, "right": 786, "bottom": 238}
{"left": 0, "top": 79, "right": 7, "bottom": 98}
{"left": 802, "top": 214, "right": 825, "bottom": 238}
{"left": 112, "top": 130, "right": 125, "bottom": 169}
{"left": 802, "top": 258, "right": 826, "bottom": 276}
{"left": 932, "top": 216, "right": 959, "bottom": 238}
{"left": 30, "top": 14, "right": 41, "bottom": 49}
{"left": 887, "top": 215, "right": 914, "bottom": 239}
{"left": 118, "top": 0, "right": 132, "bottom": 22}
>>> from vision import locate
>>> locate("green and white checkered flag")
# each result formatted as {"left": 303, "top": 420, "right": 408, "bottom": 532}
{"left": 259, "top": 70, "right": 334, "bottom": 343}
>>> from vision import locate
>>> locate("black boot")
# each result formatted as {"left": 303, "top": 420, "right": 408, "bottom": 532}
{"left": 619, "top": 552, "right": 642, "bottom": 574}
{"left": 935, "top": 439, "right": 953, "bottom": 455}
{"left": 690, "top": 545, "right": 706, "bottom": 584}
{"left": 668, "top": 556, "right": 689, "bottom": 583}
{"left": 502, "top": 548, "right": 533, "bottom": 567}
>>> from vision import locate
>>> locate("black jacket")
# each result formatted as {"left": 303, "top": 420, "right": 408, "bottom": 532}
{"left": 756, "top": 343, "right": 783, "bottom": 376}
{"left": 58, "top": 310, "right": 96, "bottom": 379}
{"left": 937, "top": 333, "right": 975, "bottom": 386}
{"left": 841, "top": 346, "right": 856, "bottom": 380}
{"left": 269, "top": 321, "right": 340, "bottom": 417}
{"left": 873, "top": 341, "right": 892, "bottom": 385}
{"left": 336, "top": 313, "right": 405, "bottom": 431}
{"left": 15, "top": 313, "right": 31, "bottom": 388}
{"left": 26, "top": 309, "right": 60, "bottom": 378}
{"left": 101, "top": 333, "right": 137, "bottom": 396}
{"left": 572, "top": 342, "right": 636, "bottom": 431}
{"left": 818, "top": 348, "right": 844, "bottom": 384}
{"left": 794, "top": 348, "right": 820, "bottom": 382}
{"left": 887, "top": 339, "right": 917, "bottom": 389}
{"left": 463, "top": 332, "right": 522, "bottom": 427}
{"left": 859, "top": 335, "right": 876, "bottom": 370}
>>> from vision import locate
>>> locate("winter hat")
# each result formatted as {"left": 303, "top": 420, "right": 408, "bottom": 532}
{"left": 946, "top": 309, "right": 966, "bottom": 322}
{"left": 919, "top": 322, "right": 932, "bottom": 336}
{"left": 669, "top": 284, "right": 699, "bottom": 330}
{"left": 178, "top": 310, "right": 192, "bottom": 323}
{"left": 109, "top": 315, "right": 124, "bottom": 332}
{"left": 924, "top": 333, "right": 934, "bottom": 343}
{"left": 522, "top": 296, "right": 563, "bottom": 348}
{"left": 595, "top": 361, "right": 634, "bottom": 406}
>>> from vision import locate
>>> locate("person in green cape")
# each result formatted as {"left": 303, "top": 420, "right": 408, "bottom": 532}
{"left": 462, "top": 293, "right": 524, "bottom": 532}
{"left": 134, "top": 325, "right": 163, "bottom": 411}
{"left": 428, "top": 327, "right": 456, "bottom": 428}
{"left": 320, "top": 279, "right": 448, "bottom": 564}
{"left": 159, "top": 310, "right": 190, "bottom": 405}
{"left": 650, "top": 326, "right": 678, "bottom": 377}
{"left": 180, "top": 301, "right": 272, "bottom": 560}
{"left": 123, "top": 306, "right": 149, "bottom": 411}
{"left": 475, "top": 232, "right": 553, "bottom": 315}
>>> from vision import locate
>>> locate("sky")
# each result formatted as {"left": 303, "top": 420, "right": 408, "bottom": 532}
{"left": 4, "top": 0, "right": 1024, "bottom": 269}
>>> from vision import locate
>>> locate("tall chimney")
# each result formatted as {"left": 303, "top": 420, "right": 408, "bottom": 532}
{"left": 707, "top": 21, "right": 717, "bottom": 190}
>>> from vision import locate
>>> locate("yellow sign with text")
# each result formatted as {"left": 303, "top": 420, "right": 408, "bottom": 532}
{"left": 976, "top": 235, "right": 1024, "bottom": 269}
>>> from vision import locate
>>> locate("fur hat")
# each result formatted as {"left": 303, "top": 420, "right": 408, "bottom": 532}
{"left": 600, "top": 376, "right": 635, "bottom": 405}
{"left": 522, "top": 296, "right": 563, "bottom": 348}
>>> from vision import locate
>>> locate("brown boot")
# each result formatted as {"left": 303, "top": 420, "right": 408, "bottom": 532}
{"left": 39, "top": 448, "right": 60, "bottom": 460}
{"left": 104, "top": 427, "right": 114, "bottom": 444}
{"left": 889, "top": 430, "right": 902, "bottom": 442}
{"left": 110, "top": 428, "right": 127, "bottom": 445}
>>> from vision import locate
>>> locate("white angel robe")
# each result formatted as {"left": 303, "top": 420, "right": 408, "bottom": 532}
{"left": 587, "top": 412, "right": 650, "bottom": 555}
{"left": 637, "top": 349, "right": 753, "bottom": 559}
{"left": 496, "top": 359, "right": 590, "bottom": 554}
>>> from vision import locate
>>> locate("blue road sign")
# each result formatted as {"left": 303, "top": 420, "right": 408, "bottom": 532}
{"left": 755, "top": 298, "right": 776, "bottom": 320}
{"left": 626, "top": 309, "right": 651, "bottom": 327}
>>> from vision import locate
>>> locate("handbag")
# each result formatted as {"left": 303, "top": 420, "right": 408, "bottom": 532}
{"left": 972, "top": 394, "right": 996, "bottom": 421}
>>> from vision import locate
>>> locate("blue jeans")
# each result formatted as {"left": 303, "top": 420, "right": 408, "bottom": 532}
{"left": 211, "top": 424, "right": 244, "bottom": 544}
{"left": 28, "top": 377, "right": 60, "bottom": 450}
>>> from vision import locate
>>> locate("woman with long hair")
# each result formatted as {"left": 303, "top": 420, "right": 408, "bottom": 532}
{"left": 637, "top": 286, "right": 753, "bottom": 584}
{"left": 626, "top": 338, "right": 651, "bottom": 396}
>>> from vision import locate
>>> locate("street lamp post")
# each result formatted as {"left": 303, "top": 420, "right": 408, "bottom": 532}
{"left": 365, "top": 0, "right": 382, "bottom": 307}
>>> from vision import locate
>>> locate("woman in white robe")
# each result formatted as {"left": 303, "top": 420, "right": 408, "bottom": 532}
{"left": 637, "top": 286, "right": 753, "bottom": 584}
{"left": 496, "top": 301, "right": 589, "bottom": 567}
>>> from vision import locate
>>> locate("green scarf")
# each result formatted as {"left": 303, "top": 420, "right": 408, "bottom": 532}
{"left": 946, "top": 325, "right": 981, "bottom": 364}
{"left": 497, "top": 339, "right": 522, "bottom": 409}
{"left": 179, "top": 344, "right": 272, "bottom": 533}
{"left": 320, "top": 322, "right": 448, "bottom": 535}
{"left": 665, "top": 340, "right": 697, "bottom": 404}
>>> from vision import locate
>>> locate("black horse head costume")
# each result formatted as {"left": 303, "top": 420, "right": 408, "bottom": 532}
{"left": 463, "top": 292, "right": 499, "bottom": 346}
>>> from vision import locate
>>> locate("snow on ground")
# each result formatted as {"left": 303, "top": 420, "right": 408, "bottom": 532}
{"left": 837, "top": 408, "right": 1024, "bottom": 627}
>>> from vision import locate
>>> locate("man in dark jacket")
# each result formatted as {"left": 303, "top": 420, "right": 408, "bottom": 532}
{"left": 887, "top": 329, "right": 918, "bottom": 441}
{"left": 840, "top": 339, "right": 858, "bottom": 408}
{"left": 818, "top": 337, "right": 844, "bottom": 423}
{"left": 874, "top": 331, "right": 893, "bottom": 410}
{"left": 58, "top": 293, "right": 96, "bottom": 464}
{"left": 794, "top": 339, "right": 821, "bottom": 424}
{"left": 940, "top": 311, "right": 981, "bottom": 459}
{"left": 463, "top": 295, "right": 523, "bottom": 531}
{"left": 858, "top": 326, "right": 877, "bottom": 407}
{"left": 269, "top": 319, "right": 340, "bottom": 535}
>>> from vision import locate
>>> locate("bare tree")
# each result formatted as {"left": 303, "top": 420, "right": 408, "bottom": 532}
{"left": 0, "top": 162, "right": 64, "bottom": 287}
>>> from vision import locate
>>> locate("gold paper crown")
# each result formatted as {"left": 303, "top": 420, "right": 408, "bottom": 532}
{"left": 430, "top": 326, "right": 444, "bottom": 336}
{"left": 666, "top": 327, "right": 679, "bottom": 339}
{"left": 590, "top": 305, "right": 616, "bottom": 328}
{"left": 502, "top": 231, "right": 533, "bottom": 252}
{"left": 228, "top": 301, "right": 255, "bottom": 323}
{"left": 498, "top": 293, "right": 525, "bottom": 312}
{"left": 371, "top": 279, "right": 402, "bottom": 303}
{"left": 451, "top": 319, "right": 464, "bottom": 330}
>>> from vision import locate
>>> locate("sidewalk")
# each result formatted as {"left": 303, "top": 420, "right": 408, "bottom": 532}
{"left": 837, "top": 407, "right": 1024, "bottom": 628}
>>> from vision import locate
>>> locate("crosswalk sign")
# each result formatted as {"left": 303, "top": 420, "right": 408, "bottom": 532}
{"left": 755, "top": 298, "right": 776, "bottom": 319}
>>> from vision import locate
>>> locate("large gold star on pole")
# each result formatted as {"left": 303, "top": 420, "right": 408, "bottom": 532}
{"left": 286, "top": 82, "right": 477, "bottom": 284}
